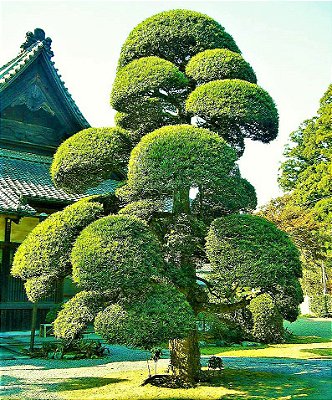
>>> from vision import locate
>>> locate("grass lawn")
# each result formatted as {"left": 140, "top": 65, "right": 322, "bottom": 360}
{"left": 201, "top": 317, "right": 331, "bottom": 359}
{"left": 284, "top": 317, "right": 332, "bottom": 340}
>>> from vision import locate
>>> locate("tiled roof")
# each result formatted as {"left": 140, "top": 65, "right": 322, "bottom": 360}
{"left": 0, "top": 28, "right": 89, "bottom": 129}
{"left": 0, "top": 148, "right": 118, "bottom": 215}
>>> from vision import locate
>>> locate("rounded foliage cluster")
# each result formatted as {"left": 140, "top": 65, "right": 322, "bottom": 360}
{"left": 51, "top": 127, "right": 132, "bottom": 192}
{"left": 192, "top": 175, "right": 257, "bottom": 217}
{"left": 11, "top": 200, "right": 103, "bottom": 289}
{"left": 111, "top": 57, "right": 188, "bottom": 112}
{"left": 126, "top": 124, "right": 237, "bottom": 197}
{"left": 206, "top": 214, "right": 302, "bottom": 291}
{"left": 53, "top": 291, "right": 104, "bottom": 341}
{"left": 118, "top": 199, "right": 164, "bottom": 222}
{"left": 186, "top": 79, "right": 279, "bottom": 144}
{"left": 249, "top": 293, "right": 284, "bottom": 343}
{"left": 94, "top": 284, "right": 196, "bottom": 349}
{"left": 24, "top": 275, "right": 57, "bottom": 303}
{"left": 71, "top": 215, "right": 163, "bottom": 295}
{"left": 118, "top": 9, "right": 240, "bottom": 68}
{"left": 186, "top": 49, "right": 257, "bottom": 85}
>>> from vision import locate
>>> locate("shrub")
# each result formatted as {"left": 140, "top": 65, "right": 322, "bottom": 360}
{"left": 249, "top": 293, "right": 284, "bottom": 343}
{"left": 197, "top": 312, "right": 245, "bottom": 344}
{"left": 310, "top": 294, "right": 332, "bottom": 317}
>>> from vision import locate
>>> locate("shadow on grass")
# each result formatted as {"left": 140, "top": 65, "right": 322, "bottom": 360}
{"left": 47, "top": 376, "right": 128, "bottom": 392}
{"left": 286, "top": 335, "right": 331, "bottom": 344}
{"left": 209, "top": 368, "right": 331, "bottom": 399}
{"left": 300, "top": 348, "right": 332, "bottom": 358}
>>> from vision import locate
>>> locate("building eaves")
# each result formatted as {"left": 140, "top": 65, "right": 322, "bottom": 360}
{"left": 0, "top": 28, "right": 90, "bottom": 130}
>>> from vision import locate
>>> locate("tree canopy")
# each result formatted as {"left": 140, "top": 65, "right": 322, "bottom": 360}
{"left": 117, "top": 9, "right": 240, "bottom": 69}
{"left": 261, "top": 84, "right": 331, "bottom": 315}
{"left": 279, "top": 84, "right": 332, "bottom": 223}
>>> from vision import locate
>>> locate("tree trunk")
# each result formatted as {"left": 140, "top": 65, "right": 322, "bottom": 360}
{"left": 169, "top": 328, "right": 201, "bottom": 384}
{"left": 173, "top": 187, "right": 190, "bottom": 214}
{"left": 30, "top": 303, "right": 38, "bottom": 352}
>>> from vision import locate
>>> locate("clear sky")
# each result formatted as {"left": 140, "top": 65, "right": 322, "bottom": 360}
{"left": 1, "top": 1, "right": 331, "bottom": 206}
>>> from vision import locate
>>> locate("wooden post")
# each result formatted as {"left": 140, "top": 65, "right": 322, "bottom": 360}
{"left": 30, "top": 302, "right": 38, "bottom": 352}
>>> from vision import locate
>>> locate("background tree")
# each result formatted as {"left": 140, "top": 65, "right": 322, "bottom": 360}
{"left": 13, "top": 10, "right": 302, "bottom": 385}
{"left": 260, "top": 85, "right": 332, "bottom": 316}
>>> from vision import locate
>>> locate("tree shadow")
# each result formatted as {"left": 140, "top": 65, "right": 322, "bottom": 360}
{"left": 47, "top": 376, "right": 128, "bottom": 392}
{"left": 209, "top": 368, "right": 331, "bottom": 399}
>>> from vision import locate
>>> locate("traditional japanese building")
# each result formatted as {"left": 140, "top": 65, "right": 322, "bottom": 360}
{"left": 0, "top": 28, "right": 116, "bottom": 331}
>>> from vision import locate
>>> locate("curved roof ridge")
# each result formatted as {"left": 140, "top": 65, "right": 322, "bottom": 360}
{"left": 0, "top": 28, "right": 89, "bottom": 129}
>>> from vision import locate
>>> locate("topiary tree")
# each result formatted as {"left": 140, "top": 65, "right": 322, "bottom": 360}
{"left": 13, "top": 10, "right": 301, "bottom": 385}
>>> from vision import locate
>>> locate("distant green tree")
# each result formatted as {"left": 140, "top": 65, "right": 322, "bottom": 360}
{"left": 262, "top": 85, "right": 332, "bottom": 315}
{"left": 13, "top": 10, "right": 301, "bottom": 384}
{"left": 279, "top": 84, "right": 332, "bottom": 224}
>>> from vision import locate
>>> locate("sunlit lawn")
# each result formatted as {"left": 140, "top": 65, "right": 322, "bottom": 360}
{"left": 201, "top": 317, "right": 332, "bottom": 359}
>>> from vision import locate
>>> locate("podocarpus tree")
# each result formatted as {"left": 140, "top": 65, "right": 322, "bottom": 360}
{"left": 12, "top": 10, "right": 302, "bottom": 384}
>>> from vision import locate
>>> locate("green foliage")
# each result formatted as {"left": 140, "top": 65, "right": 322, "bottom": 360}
{"left": 118, "top": 9, "right": 240, "bottom": 69}
{"left": 276, "top": 85, "right": 331, "bottom": 306}
{"left": 192, "top": 174, "right": 257, "bottom": 218}
{"left": 206, "top": 214, "right": 302, "bottom": 302}
{"left": 111, "top": 10, "right": 278, "bottom": 159}
{"left": 114, "top": 102, "right": 180, "bottom": 144}
{"left": 51, "top": 127, "right": 132, "bottom": 192}
{"left": 309, "top": 295, "right": 332, "bottom": 317}
{"left": 279, "top": 84, "right": 331, "bottom": 216}
{"left": 163, "top": 214, "right": 207, "bottom": 288}
{"left": 198, "top": 312, "right": 245, "bottom": 344}
{"left": 33, "top": 339, "right": 107, "bottom": 360}
{"left": 249, "top": 293, "right": 284, "bottom": 343}
{"left": 186, "top": 49, "right": 257, "bottom": 85}
{"left": 11, "top": 200, "right": 103, "bottom": 302}
{"left": 24, "top": 275, "right": 57, "bottom": 303}
{"left": 126, "top": 124, "right": 237, "bottom": 203}
{"left": 45, "top": 303, "right": 64, "bottom": 324}
{"left": 111, "top": 56, "right": 188, "bottom": 112}
{"left": 53, "top": 291, "right": 104, "bottom": 341}
{"left": 186, "top": 79, "right": 278, "bottom": 155}
{"left": 118, "top": 199, "right": 164, "bottom": 222}
{"left": 71, "top": 215, "right": 163, "bottom": 296}
{"left": 94, "top": 284, "right": 196, "bottom": 349}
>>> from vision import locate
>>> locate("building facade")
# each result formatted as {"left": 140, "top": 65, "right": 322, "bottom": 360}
{"left": 0, "top": 28, "right": 115, "bottom": 331}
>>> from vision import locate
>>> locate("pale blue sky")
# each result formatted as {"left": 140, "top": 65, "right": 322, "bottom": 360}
{"left": 1, "top": 1, "right": 331, "bottom": 206}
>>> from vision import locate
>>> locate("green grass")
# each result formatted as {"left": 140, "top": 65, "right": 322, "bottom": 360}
{"left": 284, "top": 317, "right": 332, "bottom": 340}
{"left": 9, "top": 367, "right": 328, "bottom": 400}
{"left": 300, "top": 348, "right": 332, "bottom": 358}
{"left": 199, "top": 317, "right": 331, "bottom": 359}
{"left": 201, "top": 345, "right": 267, "bottom": 356}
